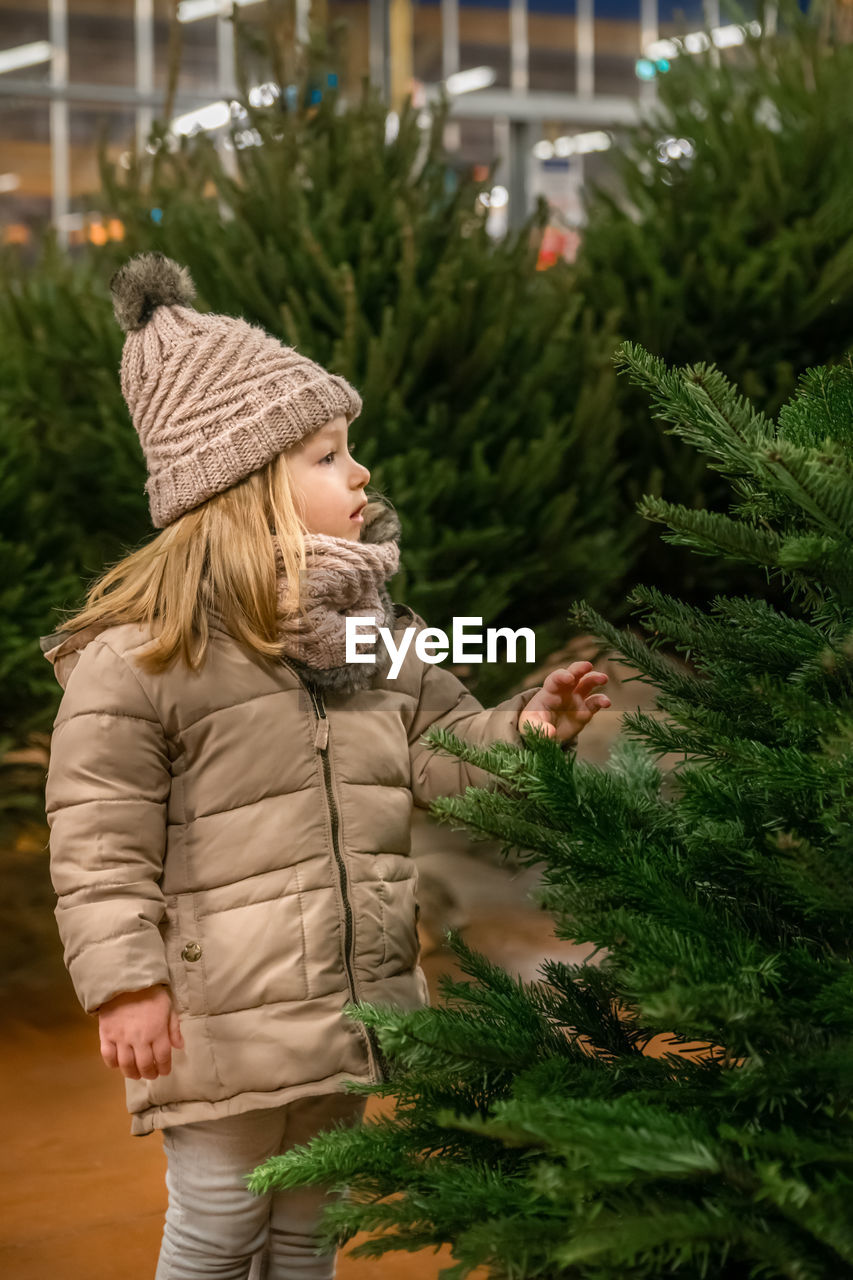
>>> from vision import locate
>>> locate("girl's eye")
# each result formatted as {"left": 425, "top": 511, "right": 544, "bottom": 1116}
{"left": 320, "top": 451, "right": 336, "bottom": 464}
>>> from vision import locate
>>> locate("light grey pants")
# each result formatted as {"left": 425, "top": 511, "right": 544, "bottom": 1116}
{"left": 154, "top": 1093, "right": 366, "bottom": 1280}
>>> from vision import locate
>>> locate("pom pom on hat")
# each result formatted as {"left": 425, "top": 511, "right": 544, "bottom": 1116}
{"left": 110, "top": 251, "right": 196, "bottom": 333}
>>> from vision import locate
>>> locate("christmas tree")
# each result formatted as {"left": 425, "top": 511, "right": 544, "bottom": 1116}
{"left": 249, "top": 343, "right": 853, "bottom": 1278}
{"left": 578, "top": 0, "right": 853, "bottom": 593}
{"left": 0, "top": 240, "right": 150, "bottom": 742}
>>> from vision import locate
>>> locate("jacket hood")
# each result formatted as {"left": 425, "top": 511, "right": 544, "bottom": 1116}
{"left": 40, "top": 497, "right": 402, "bottom": 693}
{"left": 40, "top": 623, "right": 109, "bottom": 692}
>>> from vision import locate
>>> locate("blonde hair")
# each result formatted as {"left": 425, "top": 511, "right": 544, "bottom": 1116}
{"left": 57, "top": 452, "right": 307, "bottom": 674}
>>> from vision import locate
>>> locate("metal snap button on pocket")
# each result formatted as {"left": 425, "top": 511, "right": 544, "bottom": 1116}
{"left": 181, "top": 942, "right": 202, "bottom": 962}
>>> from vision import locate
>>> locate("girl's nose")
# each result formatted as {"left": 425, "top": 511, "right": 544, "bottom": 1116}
{"left": 354, "top": 459, "right": 370, "bottom": 487}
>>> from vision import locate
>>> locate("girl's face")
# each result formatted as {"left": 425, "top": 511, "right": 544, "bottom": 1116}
{"left": 286, "top": 416, "right": 371, "bottom": 541}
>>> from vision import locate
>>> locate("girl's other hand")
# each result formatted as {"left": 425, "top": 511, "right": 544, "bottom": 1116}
{"left": 519, "top": 661, "right": 611, "bottom": 745}
{"left": 97, "top": 985, "right": 185, "bottom": 1080}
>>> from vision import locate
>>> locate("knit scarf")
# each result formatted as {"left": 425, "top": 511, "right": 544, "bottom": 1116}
{"left": 274, "top": 503, "right": 401, "bottom": 693}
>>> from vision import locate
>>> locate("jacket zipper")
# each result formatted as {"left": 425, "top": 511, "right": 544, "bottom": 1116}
{"left": 281, "top": 661, "right": 382, "bottom": 1076}
{"left": 303, "top": 680, "right": 358, "bottom": 1005}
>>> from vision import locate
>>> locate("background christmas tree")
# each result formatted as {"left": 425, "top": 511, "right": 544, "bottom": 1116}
{"left": 577, "top": 0, "right": 853, "bottom": 591}
{"left": 0, "top": 240, "right": 146, "bottom": 744}
{"left": 249, "top": 343, "right": 853, "bottom": 1278}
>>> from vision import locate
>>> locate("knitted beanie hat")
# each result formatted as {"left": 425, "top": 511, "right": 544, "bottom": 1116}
{"left": 110, "top": 252, "right": 362, "bottom": 528}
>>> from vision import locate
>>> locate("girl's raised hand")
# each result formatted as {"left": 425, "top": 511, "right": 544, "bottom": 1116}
{"left": 98, "top": 985, "right": 184, "bottom": 1080}
{"left": 518, "top": 661, "right": 610, "bottom": 745}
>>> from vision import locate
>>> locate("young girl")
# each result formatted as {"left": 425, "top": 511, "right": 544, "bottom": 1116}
{"left": 42, "top": 252, "right": 610, "bottom": 1280}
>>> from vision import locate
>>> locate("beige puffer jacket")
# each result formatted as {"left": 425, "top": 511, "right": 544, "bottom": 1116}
{"left": 44, "top": 608, "right": 538, "bottom": 1135}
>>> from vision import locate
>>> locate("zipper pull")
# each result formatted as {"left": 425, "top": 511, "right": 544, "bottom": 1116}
{"left": 314, "top": 716, "right": 329, "bottom": 751}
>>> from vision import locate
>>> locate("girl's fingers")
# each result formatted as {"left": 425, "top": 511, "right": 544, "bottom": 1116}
{"left": 153, "top": 1037, "right": 173, "bottom": 1075}
{"left": 169, "top": 1008, "right": 184, "bottom": 1051}
{"left": 585, "top": 695, "right": 611, "bottom": 713}
{"left": 544, "top": 664, "right": 588, "bottom": 691}
{"left": 545, "top": 667, "right": 607, "bottom": 698}
{"left": 565, "top": 661, "right": 593, "bottom": 677}
{"left": 116, "top": 1043, "right": 141, "bottom": 1080}
{"left": 135, "top": 1046, "right": 159, "bottom": 1081}
{"left": 574, "top": 673, "right": 609, "bottom": 698}
{"left": 539, "top": 689, "right": 564, "bottom": 711}
{"left": 100, "top": 1036, "right": 119, "bottom": 1070}
{"left": 541, "top": 675, "right": 607, "bottom": 715}
{"left": 542, "top": 673, "right": 572, "bottom": 697}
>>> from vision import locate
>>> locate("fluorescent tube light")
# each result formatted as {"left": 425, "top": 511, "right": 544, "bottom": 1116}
{"left": 0, "top": 40, "right": 52, "bottom": 75}
{"left": 645, "top": 22, "right": 761, "bottom": 61}
{"left": 533, "top": 131, "right": 611, "bottom": 159}
{"left": 445, "top": 66, "right": 496, "bottom": 96}
{"left": 170, "top": 81, "right": 280, "bottom": 136}
{"left": 712, "top": 21, "right": 762, "bottom": 47}
{"left": 645, "top": 38, "right": 679, "bottom": 59}
{"left": 171, "top": 100, "right": 231, "bottom": 134}
{"left": 177, "top": 0, "right": 264, "bottom": 23}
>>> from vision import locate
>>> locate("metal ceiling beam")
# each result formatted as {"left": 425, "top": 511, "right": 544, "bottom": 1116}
{"left": 0, "top": 76, "right": 219, "bottom": 110}
{"left": 444, "top": 89, "right": 641, "bottom": 126}
{"left": 0, "top": 77, "right": 643, "bottom": 128}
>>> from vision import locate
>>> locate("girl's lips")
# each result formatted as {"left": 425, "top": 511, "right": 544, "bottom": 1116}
{"left": 350, "top": 512, "right": 364, "bottom": 522}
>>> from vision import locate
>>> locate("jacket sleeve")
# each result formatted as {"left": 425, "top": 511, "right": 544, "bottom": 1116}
{"left": 406, "top": 624, "right": 540, "bottom": 809}
{"left": 45, "top": 638, "right": 172, "bottom": 1014}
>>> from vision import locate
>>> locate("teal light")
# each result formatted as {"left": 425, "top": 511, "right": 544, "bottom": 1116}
{"left": 635, "top": 58, "right": 657, "bottom": 81}
{"left": 656, "top": 58, "right": 671, "bottom": 73}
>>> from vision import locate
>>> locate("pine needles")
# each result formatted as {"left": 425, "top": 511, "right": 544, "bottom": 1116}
{"left": 252, "top": 346, "right": 853, "bottom": 1277}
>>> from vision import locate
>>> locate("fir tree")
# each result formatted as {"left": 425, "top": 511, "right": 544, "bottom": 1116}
{"left": 0, "top": 240, "right": 150, "bottom": 740}
{"left": 577, "top": 0, "right": 853, "bottom": 593}
{"left": 249, "top": 345, "right": 853, "bottom": 1278}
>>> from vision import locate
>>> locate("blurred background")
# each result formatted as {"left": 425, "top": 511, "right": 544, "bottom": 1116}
{"left": 1, "top": 0, "right": 769, "bottom": 252}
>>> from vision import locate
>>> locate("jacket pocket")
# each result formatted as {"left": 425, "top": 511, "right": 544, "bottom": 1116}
{"left": 376, "top": 872, "right": 420, "bottom": 977}
{"left": 195, "top": 894, "right": 311, "bottom": 1016}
